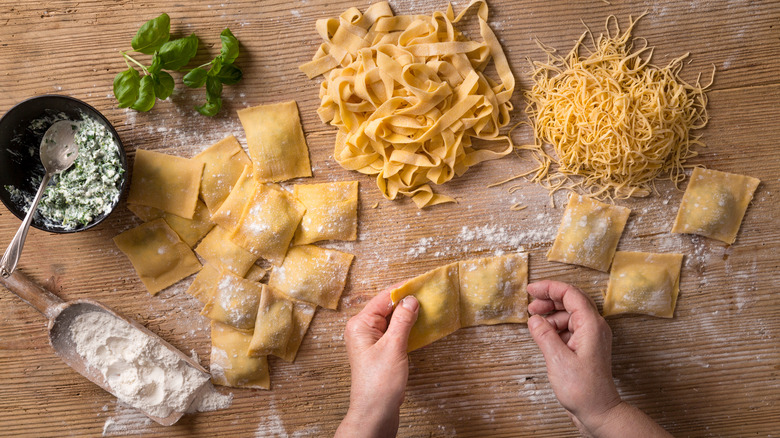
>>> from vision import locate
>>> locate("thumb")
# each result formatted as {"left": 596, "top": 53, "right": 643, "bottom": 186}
{"left": 528, "top": 314, "right": 572, "bottom": 366}
{"left": 384, "top": 296, "right": 419, "bottom": 350}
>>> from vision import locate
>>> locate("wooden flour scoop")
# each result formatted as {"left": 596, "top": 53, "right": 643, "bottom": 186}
{"left": 0, "top": 270, "right": 210, "bottom": 426}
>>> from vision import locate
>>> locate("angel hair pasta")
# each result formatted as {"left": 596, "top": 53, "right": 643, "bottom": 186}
{"left": 524, "top": 13, "right": 712, "bottom": 200}
{"left": 300, "top": 1, "right": 516, "bottom": 208}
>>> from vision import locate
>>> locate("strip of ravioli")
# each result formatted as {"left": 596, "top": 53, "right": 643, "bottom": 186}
{"left": 603, "top": 251, "right": 684, "bottom": 318}
{"left": 390, "top": 263, "right": 461, "bottom": 352}
{"left": 237, "top": 101, "right": 312, "bottom": 183}
{"left": 127, "top": 200, "right": 214, "bottom": 247}
{"left": 268, "top": 245, "right": 354, "bottom": 310}
{"left": 229, "top": 184, "right": 306, "bottom": 266}
{"left": 113, "top": 218, "right": 202, "bottom": 295}
{"left": 293, "top": 181, "right": 359, "bottom": 245}
{"left": 192, "top": 135, "right": 252, "bottom": 213}
{"left": 458, "top": 253, "right": 528, "bottom": 327}
{"left": 127, "top": 149, "right": 204, "bottom": 219}
{"left": 672, "top": 167, "right": 760, "bottom": 244}
{"left": 210, "top": 321, "right": 270, "bottom": 389}
{"left": 547, "top": 194, "right": 630, "bottom": 272}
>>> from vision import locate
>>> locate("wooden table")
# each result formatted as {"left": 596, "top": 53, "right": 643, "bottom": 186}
{"left": 1, "top": 0, "right": 778, "bottom": 436}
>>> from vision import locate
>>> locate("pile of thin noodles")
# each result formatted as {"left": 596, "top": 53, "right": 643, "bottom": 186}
{"left": 523, "top": 13, "right": 713, "bottom": 200}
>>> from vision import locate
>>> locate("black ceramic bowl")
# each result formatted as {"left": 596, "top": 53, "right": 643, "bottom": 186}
{"left": 0, "top": 95, "right": 128, "bottom": 233}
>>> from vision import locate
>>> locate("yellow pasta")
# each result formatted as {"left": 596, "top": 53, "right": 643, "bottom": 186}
{"left": 301, "top": 0, "right": 516, "bottom": 208}
{"left": 523, "top": 13, "right": 712, "bottom": 200}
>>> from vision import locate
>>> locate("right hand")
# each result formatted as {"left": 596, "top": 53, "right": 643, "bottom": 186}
{"left": 526, "top": 280, "right": 621, "bottom": 432}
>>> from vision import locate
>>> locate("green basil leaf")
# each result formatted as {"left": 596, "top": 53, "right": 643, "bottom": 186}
{"left": 113, "top": 68, "right": 140, "bottom": 108}
{"left": 183, "top": 67, "right": 208, "bottom": 88}
{"left": 158, "top": 34, "right": 199, "bottom": 71}
{"left": 131, "top": 13, "right": 170, "bottom": 55}
{"left": 206, "top": 75, "right": 223, "bottom": 99}
{"left": 131, "top": 75, "right": 156, "bottom": 111}
{"left": 219, "top": 28, "right": 239, "bottom": 64}
{"left": 214, "top": 63, "right": 243, "bottom": 85}
{"left": 152, "top": 71, "right": 175, "bottom": 99}
{"left": 209, "top": 56, "right": 224, "bottom": 76}
{"left": 149, "top": 52, "right": 162, "bottom": 74}
{"left": 195, "top": 96, "right": 222, "bottom": 117}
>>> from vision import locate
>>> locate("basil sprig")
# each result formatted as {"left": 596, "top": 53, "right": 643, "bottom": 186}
{"left": 113, "top": 14, "right": 242, "bottom": 116}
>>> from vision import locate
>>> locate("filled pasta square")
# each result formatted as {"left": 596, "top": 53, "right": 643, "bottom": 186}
{"left": 458, "top": 253, "right": 528, "bottom": 327}
{"left": 210, "top": 322, "right": 270, "bottom": 390}
{"left": 195, "top": 226, "right": 259, "bottom": 277}
{"left": 548, "top": 194, "right": 630, "bottom": 272}
{"left": 126, "top": 149, "right": 203, "bottom": 219}
{"left": 603, "top": 251, "right": 684, "bottom": 318}
{"left": 672, "top": 167, "right": 760, "bottom": 244}
{"left": 248, "top": 287, "right": 294, "bottom": 357}
{"left": 293, "top": 181, "right": 359, "bottom": 245}
{"left": 128, "top": 199, "right": 214, "bottom": 248}
{"left": 268, "top": 245, "right": 354, "bottom": 310}
{"left": 192, "top": 135, "right": 252, "bottom": 213}
{"left": 201, "top": 270, "right": 264, "bottom": 330}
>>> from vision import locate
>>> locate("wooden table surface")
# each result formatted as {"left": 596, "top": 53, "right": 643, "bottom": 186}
{"left": 1, "top": 0, "right": 778, "bottom": 436}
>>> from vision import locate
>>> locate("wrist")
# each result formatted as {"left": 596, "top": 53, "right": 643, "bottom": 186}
{"left": 576, "top": 399, "right": 629, "bottom": 436}
{"left": 338, "top": 404, "right": 399, "bottom": 438}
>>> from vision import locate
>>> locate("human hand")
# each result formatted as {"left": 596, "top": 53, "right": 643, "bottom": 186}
{"left": 336, "top": 289, "right": 419, "bottom": 438}
{"left": 526, "top": 280, "right": 621, "bottom": 433}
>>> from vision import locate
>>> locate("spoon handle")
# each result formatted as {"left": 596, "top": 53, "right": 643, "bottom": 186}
{"left": 1, "top": 172, "right": 52, "bottom": 278}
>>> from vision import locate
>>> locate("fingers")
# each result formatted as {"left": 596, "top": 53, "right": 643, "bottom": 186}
{"left": 383, "top": 296, "right": 419, "bottom": 351}
{"left": 359, "top": 289, "right": 395, "bottom": 320}
{"left": 543, "top": 310, "right": 571, "bottom": 332}
{"left": 527, "top": 280, "right": 599, "bottom": 317}
{"left": 528, "top": 314, "right": 573, "bottom": 364}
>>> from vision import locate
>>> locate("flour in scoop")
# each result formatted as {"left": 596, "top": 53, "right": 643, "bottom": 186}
{"left": 70, "top": 311, "right": 209, "bottom": 418}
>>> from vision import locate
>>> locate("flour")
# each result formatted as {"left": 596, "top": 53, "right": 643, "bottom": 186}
{"left": 70, "top": 311, "right": 209, "bottom": 418}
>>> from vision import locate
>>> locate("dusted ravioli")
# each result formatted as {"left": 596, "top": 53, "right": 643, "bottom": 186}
{"left": 186, "top": 263, "right": 221, "bottom": 303}
{"left": 126, "top": 149, "right": 204, "bottom": 219}
{"left": 201, "top": 270, "right": 264, "bottom": 330}
{"left": 458, "top": 253, "right": 528, "bottom": 327}
{"left": 293, "top": 181, "right": 359, "bottom": 245}
{"left": 244, "top": 264, "right": 267, "bottom": 282}
{"left": 237, "top": 101, "right": 312, "bottom": 182}
{"left": 113, "top": 218, "right": 201, "bottom": 295}
{"left": 548, "top": 195, "right": 630, "bottom": 272}
{"left": 672, "top": 167, "right": 760, "bottom": 244}
{"left": 390, "top": 263, "right": 461, "bottom": 352}
{"left": 210, "top": 165, "right": 256, "bottom": 232}
{"left": 230, "top": 184, "right": 306, "bottom": 265}
{"left": 195, "top": 226, "right": 259, "bottom": 277}
{"left": 248, "top": 287, "right": 294, "bottom": 357}
{"left": 276, "top": 301, "right": 317, "bottom": 362}
{"left": 127, "top": 199, "right": 214, "bottom": 247}
{"left": 192, "top": 135, "right": 252, "bottom": 213}
{"left": 210, "top": 321, "right": 270, "bottom": 389}
{"left": 268, "top": 245, "right": 354, "bottom": 310}
{"left": 603, "top": 251, "right": 684, "bottom": 318}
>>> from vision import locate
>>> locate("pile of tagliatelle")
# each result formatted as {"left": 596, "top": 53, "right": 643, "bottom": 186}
{"left": 519, "top": 12, "right": 713, "bottom": 202}
{"left": 300, "top": 0, "right": 515, "bottom": 208}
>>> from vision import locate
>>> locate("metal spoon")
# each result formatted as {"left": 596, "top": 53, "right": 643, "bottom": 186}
{"left": 0, "top": 270, "right": 210, "bottom": 425}
{"left": 1, "top": 120, "right": 81, "bottom": 278}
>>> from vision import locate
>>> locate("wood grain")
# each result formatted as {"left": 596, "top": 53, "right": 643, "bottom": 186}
{"left": 1, "top": 0, "right": 778, "bottom": 436}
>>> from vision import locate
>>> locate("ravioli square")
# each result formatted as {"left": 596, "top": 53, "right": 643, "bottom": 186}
{"left": 390, "top": 263, "right": 461, "bottom": 352}
{"left": 195, "top": 226, "right": 259, "bottom": 277}
{"left": 210, "top": 321, "right": 270, "bottom": 390}
{"left": 293, "top": 181, "right": 359, "bottom": 245}
{"left": 192, "top": 135, "right": 252, "bottom": 213}
{"left": 186, "top": 263, "right": 221, "bottom": 303}
{"left": 268, "top": 245, "right": 354, "bottom": 310}
{"left": 458, "top": 253, "right": 528, "bottom": 327}
{"left": 248, "top": 287, "right": 294, "bottom": 357}
{"left": 201, "top": 270, "right": 264, "bottom": 330}
{"left": 127, "top": 199, "right": 214, "bottom": 247}
{"left": 237, "top": 101, "right": 312, "bottom": 182}
{"left": 547, "top": 194, "right": 630, "bottom": 272}
{"left": 277, "top": 301, "right": 317, "bottom": 362}
{"left": 127, "top": 149, "right": 204, "bottom": 219}
{"left": 671, "top": 167, "right": 760, "bottom": 244}
{"left": 603, "top": 251, "right": 684, "bottom": 318}
{"left": 230, "top": 184, "right": 306, "bottom": 266}
{"left": 113, "top": 218, "right": 202, "bottom": 295}
{"left": 210, "top": 165, "right": 256, "bottom": 232}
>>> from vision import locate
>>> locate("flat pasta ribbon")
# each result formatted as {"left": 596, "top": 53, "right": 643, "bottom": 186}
{"left": 301, "top": 0, "right": 516, "bottom": 208}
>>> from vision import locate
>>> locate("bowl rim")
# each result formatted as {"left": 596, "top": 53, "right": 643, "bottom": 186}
{"left": 0, "top": 94, "right": 128, "bottom": 234}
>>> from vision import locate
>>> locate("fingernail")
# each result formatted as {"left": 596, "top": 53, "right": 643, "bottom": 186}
{"left": 401, "top": 296, "right": 419, "bottom": 311}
